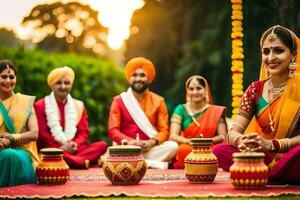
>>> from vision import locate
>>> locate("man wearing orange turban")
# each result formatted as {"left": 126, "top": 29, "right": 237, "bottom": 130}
{"left": 108, "top": 57, "right": 178, "bottom": 169}
{"left": 34, "top": 66, "right": 107, "bottom": 168}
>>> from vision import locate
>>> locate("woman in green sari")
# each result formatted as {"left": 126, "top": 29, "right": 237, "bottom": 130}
{"left": 0, "top": 60, "right": 40, "bottom": 187}
{"left": 169, "top": 75, "right": 227, "bottom": 169}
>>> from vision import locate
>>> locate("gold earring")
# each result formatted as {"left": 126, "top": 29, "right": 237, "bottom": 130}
{"left": 206, "top": 93, "right": 209, "bottom": 103}
{"left": 263, "top": 64, "right": 270, "bottom": 79}
{"left": 289, "top": 58, "right": 298, "bottom": 78}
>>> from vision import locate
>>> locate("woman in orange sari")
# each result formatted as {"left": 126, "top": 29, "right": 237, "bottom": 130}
{"left": 213, "top": 25, "right": 300, "bottom": 185}
{"left": 170, "top": 75, "right": 227, "bottom": 169}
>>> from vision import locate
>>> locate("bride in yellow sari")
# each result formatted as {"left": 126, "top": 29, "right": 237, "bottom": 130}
{"left": 213, "top": 25, "right": 300, "bottom": 185}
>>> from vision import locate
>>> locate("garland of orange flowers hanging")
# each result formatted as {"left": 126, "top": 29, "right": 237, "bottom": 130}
{"left": 231, "top": 0, "right": 244, "bottom": 119}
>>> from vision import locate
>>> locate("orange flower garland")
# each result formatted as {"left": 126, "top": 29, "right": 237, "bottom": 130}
{"left": 231, "top": 0, "right": 244, "bottom": 119}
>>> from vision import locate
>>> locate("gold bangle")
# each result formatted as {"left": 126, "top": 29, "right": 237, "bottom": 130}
{"left": 278, "top": 138, "right": 291, "bottom": 153}
{"left": 231, "top": 123, "right": 245, "bottom": 132}
{"left": 233, "top": 135, "right": 242, "bottom": 147}
{"left": 13, "top": 134, "right": 21, "bottom": 144}
{"left": 227, "top": 131, "right": 242, "bottom": 146}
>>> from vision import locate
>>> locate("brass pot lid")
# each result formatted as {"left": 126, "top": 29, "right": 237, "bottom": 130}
{"left": 233, "top": 151, "right": 265, "bottom": 159}
{"left": 188, "top": 137, "right": 213, "bottom": 146}
{"left": 109, "top": 140, "right": 142, "bottom": 155}
{"left": 40, "top": 148, "right": 64, "bottom": 155}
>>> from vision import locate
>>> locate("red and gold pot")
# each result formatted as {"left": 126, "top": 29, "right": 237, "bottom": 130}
{"left": 103, "top": 141, "right": 147, "bottom": 185}
{"left": 35, "top": 148, "right": 69, "bottom": 185}
{"left": 230, "top": 152, "right": 268, "bottom": 189}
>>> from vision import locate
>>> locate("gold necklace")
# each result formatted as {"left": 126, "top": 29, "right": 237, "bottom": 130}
{"left": 267, "top": 79, "right": 287, "bottom": 132}
{"left": 185, "top": 103, "right": 210, "bottom": 127}
{"left": 268, "top": 79, "right": 287, "bottom": 99}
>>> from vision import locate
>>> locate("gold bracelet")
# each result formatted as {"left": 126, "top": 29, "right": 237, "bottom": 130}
{"left": 13, "top": 134, "right": 21, "bottom": 144}
{"left": 227, "top": 131, "right": 242, "bottom": 147}
{"left": 231, "top": 123, "right": 245, "bottom": 132}
{"left": 278, "top": 138, "right": 291, "bottom": 153}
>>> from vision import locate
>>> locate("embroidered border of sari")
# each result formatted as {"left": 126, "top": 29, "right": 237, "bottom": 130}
{"left": 0, "top": 93, "right": 40, "bottom": 167}
{"left": 0, "top": 102, "right": 16, "bottom": 133}
{"left": 173, "top": 105, "right": 226, "bottom": 169}
{"left": 255, "top": 97, "right": 281, "bottom": 139}
{"left": 182, "top": 105, "right": 226, "bottom": 139}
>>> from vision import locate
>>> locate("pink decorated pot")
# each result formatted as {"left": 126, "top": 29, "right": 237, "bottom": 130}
{"left": 36, "top": 148, "right": 69, "bottom": 185}
{"left": 103, "top": 142, "right": 147, "bottom": 185}
{"left": 230, "top": 152, "right": 268, "bottom": 189}
{"left": 184, "top": 138, "right": 218, "bottom": 183}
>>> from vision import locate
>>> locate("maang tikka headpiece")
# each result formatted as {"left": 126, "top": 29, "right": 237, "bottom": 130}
{"left": 189, "top": 77, "right": 199, "bottom": 88}
{"left": 5, "top": 64, "right": 11, "bottom": 74}
{"left": 266, "top": 25, "right": 280, "bottom": 42}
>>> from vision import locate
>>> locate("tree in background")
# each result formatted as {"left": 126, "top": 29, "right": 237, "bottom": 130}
{"left": 126, "top": 0, "right": 232, "bottom": 111}
{"left": 22, "top": 1, "right": 108, "bottom": 55}
{"left": 125, "top": 0, "right": 182, "bottom": 97}
{"left": 0, "top": 28, "right": 21, "bottom": 48}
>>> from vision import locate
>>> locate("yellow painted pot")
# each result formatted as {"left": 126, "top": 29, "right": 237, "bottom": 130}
{"left": 184, "top": 138, "right": 218, "bottom": 183}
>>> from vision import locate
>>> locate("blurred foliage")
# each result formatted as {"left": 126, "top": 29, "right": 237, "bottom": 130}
{"left": 0, "top": 46, "right": 126, "bottom": 142}
{"left": 0, "top": 28, "right": 22, "bottom": 48}
{"left": 126, "top": 0, "right": 300, "bottom": 116}
{"left": 22, "top": 1, "right": 108, "bottom": 55}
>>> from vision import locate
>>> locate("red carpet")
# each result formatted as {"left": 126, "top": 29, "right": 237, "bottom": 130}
{"left": 0, "top": 168, "right": 300, "bottom": 199}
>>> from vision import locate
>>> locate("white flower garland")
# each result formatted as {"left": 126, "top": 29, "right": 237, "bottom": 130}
{"left": 45, "top": 92, "right": 77, "bottom": 144}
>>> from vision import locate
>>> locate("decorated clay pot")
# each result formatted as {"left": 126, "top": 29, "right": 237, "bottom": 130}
{"left": 103, "top": 141, "right": 147, "bottom": 185}
{"left": 35, "top": 148, "right": 69, "bottom": 185}
{"left": 230, "top": 152, "right": 268, "bottom": 189}
{"left": 184, "top": 137, "right": 218, "bottom": 183}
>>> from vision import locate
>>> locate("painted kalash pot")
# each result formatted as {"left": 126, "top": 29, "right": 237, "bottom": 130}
{"left": 230, "top": 152, "right": 269, "bottom": 189}
{"left": 184, "top": 136, "right": 218, "bottom": 183}
{"left": 35, "top": 148, "right": 70, "bottom": 185}
{"left": 103, "top": 140, "right": 147, "bottom": 185}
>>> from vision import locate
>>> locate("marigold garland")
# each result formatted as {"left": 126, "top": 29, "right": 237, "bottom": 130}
{"left": 231, "top": 0, "right": 244, "bottom": 119}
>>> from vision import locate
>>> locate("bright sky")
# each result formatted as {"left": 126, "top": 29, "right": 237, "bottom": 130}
{"left": 0, "top": 0, "right": 144, "bottom": 49}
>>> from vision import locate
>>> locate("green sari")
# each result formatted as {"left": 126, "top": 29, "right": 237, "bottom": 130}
{"left": 0, "top": 93, "right": 37, "bottom": 187}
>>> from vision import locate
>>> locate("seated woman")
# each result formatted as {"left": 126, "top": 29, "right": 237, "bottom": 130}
{"left": 0, "top": 60, "right": 39, "bottom": 187}
{"left": 213, "top": 25, "right": 300, "bottom": 185}
{"left": 170, "top": 75, "right": 227, "bottom": 169}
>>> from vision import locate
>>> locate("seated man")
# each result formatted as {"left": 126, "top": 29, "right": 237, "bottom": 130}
{"left": 34, "top": 66, "right": 107, "bottom": 168}
{"left": 108, "top": 57, "right": 178, "bottom": 169}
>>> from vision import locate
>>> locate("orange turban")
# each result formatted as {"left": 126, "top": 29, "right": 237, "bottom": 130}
{"left": 47, "top": 66, "right": 75, "bottom": 87}
{"left": 125, "top": 57, "right": 156, "bottom": 83}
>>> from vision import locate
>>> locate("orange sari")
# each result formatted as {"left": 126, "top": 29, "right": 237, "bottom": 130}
{"left": 246, "top": 39, "right": 300, "bottom": 139}
{"left": 172, "top": 105, "right": 225, "bottom": 169}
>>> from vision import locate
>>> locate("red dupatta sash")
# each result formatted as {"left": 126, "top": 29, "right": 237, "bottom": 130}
{"left": 182, "top": 105, "right": 225, "bottom": 139}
